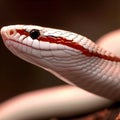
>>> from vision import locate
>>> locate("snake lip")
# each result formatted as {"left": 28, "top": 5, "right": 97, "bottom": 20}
{"left": 5, "top": 38, "right": 39, "bottom": 51}
{"left": 3, "top": 37, "right": 50, "bottom": 51}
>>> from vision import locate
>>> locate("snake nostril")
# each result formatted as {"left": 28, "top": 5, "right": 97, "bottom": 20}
{"left": 9, "top": 30, "right": 14, "bottom": 35}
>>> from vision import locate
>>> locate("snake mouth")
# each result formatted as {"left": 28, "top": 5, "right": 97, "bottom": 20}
{"left": 0, "top": 28, "right": 30, "bottom": 50}
{"left": 1, "top": 26, "right": 39, "bottom": 51}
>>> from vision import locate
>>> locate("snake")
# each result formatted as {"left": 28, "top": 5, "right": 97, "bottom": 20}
{"left": 1, "top": 24, "right": 120, "bottom": 119}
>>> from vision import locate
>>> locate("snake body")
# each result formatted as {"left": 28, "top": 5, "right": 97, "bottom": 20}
{"left": 2, "top": 25, "right": 120, "bottom": 119}
{"left": 1, "top": 25, "right": 120, "bottom": 101}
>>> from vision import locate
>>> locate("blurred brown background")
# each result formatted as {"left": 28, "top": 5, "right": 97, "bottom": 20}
{"left": 0, "top": 0, "right": 120, "bottom": 102}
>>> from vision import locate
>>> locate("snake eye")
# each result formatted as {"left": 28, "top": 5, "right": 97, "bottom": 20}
{"left": 30, "top": 29, "right": 40, "bottom": 39}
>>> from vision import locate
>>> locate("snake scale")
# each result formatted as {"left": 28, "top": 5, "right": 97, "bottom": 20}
{"left": 1, "top": 24, "right": 120, "bottom": 119}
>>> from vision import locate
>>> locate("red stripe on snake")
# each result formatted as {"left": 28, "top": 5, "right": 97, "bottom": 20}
{"left": 16, "top": 29, "right": 120, "bottom": 62}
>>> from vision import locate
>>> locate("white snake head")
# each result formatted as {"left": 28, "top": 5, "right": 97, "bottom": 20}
{"left": 1, "top": 24, "right": 87, "bottom": 86}
{"left": 1, "top": 25, "right": 119, "bottom": 69}
{"left": 1, "top": 25, "right": 84, "bottom": 71}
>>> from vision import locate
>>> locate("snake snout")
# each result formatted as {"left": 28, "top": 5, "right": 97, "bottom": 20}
{"left": 1, "top": 26, "right": 14, "bottom": 40}
{"left": 0, "top": 26, "right": 10, "bottom": 41}
{"left": 1, "top": 25, "right": 25, "bottom": 41}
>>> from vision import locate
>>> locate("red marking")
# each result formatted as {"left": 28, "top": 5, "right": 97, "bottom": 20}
{"left": 16, "top": 29, "right": 29, "bottom": 36}
{"left": 16, "top": 29, "right": 120, "bottom": 62}
{"left": 39, "top": 36, "right": 92, "bottom": 56}
{"left": 39, "top": 36, "right": 120, "bottom": 62}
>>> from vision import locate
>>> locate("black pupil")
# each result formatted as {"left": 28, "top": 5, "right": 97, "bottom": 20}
{"left": 30, "top": 29, "right": 40, "bottom": 39}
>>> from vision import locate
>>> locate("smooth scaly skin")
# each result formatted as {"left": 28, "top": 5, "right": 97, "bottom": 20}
{"left": 1, "top": 25, "right": 119, "bottom": 119}
{"left": 0, "top": 85, "right": 112, "bottom": 120}
{"left": 1, "top": 25, "right": 120, "bottom": 101}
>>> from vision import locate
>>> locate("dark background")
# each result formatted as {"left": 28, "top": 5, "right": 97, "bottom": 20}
{"left": 0, "top": 0, "right": 120, "bottom": 102}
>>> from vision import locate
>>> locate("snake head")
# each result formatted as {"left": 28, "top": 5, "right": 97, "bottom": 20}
{"left": 1, "top": 25, "right": 83, "bottom": 69}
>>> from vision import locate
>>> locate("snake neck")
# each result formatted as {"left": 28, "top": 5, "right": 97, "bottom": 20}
{"left": 42, "top": 51, "right": 120, "bottom": 101}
